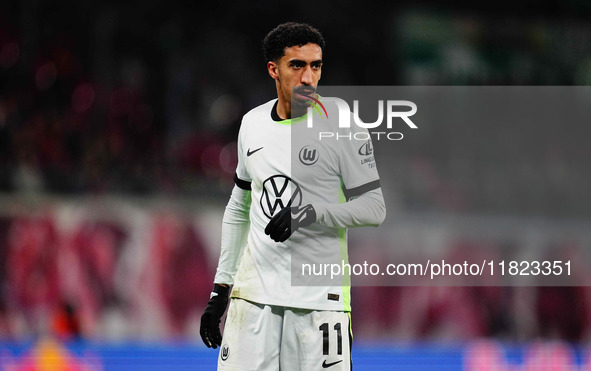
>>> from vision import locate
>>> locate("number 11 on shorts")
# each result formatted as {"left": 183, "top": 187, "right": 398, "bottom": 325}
{"left": 319, "top": 322, "right": 342, "bottom": 355}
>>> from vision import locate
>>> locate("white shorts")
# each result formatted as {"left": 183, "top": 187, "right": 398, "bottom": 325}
{"left": 218, "top": 298, "right": 352, "bottom": 371}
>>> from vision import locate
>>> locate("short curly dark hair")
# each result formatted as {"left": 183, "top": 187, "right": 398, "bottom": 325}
{"left": 263, "top": 22, "right": 325, "bottom": 63}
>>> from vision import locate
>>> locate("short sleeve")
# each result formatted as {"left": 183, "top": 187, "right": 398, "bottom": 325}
{"left": 338, "top": 125, "right": 381, "bottom": 200}
{"left": 234, "top": 122, "right": 252, "bottom": 190}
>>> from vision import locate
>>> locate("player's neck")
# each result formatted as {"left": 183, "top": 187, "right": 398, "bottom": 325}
{"left": 275, "top": 96, "right": 292, "bottom": 120}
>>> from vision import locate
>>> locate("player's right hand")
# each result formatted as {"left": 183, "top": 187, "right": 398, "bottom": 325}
{"left": 264, "top": 204, "right": 317, "bottom": 242}
{"left": 200, "top": 284, "right": 230, "bottom": 349}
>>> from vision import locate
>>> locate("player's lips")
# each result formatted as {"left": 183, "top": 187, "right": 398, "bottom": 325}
{"left": 295, "top": 90, "right": 316, "bottom": 101}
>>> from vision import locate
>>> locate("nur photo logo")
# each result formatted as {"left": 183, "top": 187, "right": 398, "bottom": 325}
{"left": 305, "top": 95, "right": 419, "bottom": 141}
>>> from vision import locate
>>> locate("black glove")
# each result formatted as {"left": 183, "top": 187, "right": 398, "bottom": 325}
{"left": 264, "top": 204, "right": 316, "bottom": 242}
{"left": 200, "top": 284, "right": 230, "bottom": 349}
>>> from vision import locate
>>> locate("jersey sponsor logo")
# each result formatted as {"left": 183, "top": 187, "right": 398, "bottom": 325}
{"left": 247, "top": 147, "right": 263, "bottom": 156}
{"left": 299, "top": 145, "right": 319, "bottom": 165}
{"left": 260, "top": 175, "right": 302, "bottom": 219}
{"left": 322, "top": 360, "right": 343, "bottom": 368}
{"left": 358, "top": 139, "right": 373, "bottom": 156}
{"left": 221, "top": 345, "right": 230, "bottom": 361}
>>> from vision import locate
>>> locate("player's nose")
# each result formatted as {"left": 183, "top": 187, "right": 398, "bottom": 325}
{"left": 300, "top": 66, "right": 313, "bottom": 85}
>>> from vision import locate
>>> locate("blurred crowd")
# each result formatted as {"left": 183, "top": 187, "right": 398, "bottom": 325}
{"left": 0, "top": 2, "right": 256, "bottom": 196}
{"left": 0, "top": 207, "right": 589, "bottom": 343}
{"left": 350, "top": 239, "right": 591, "bottom": 343}
{"left": 0, "top": 208, "right": 214, "bottom": 341}
{"left": 1, "top": 2, "right": 591, "bottom": 214}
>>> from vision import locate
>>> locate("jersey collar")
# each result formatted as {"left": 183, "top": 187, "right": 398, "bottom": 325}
{"left": 271, "top": 100, "right": 309, "bottom": 125}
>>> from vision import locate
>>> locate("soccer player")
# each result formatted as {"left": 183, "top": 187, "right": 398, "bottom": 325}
{"left": 200, "top": 22, "right": 386, "bottom": 370}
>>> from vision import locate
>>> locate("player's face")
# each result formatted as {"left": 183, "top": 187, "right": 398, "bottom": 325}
{"left": 268, "top": 43, "right": 323, "bottom": 110}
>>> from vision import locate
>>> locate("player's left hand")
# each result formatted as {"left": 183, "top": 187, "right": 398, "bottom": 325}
{"left": 264, "top": 204, "right": 316, "bottom": 242}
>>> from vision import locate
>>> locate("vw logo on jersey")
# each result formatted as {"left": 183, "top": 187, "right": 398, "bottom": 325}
{"left": 260, "top": 175, "right": 302, "bottom": 219}
{"left": 299, "top": 145, "right": 319, "bottom": 166}
{"left": 358, "top": 139, "right": 373, "bottom": 156}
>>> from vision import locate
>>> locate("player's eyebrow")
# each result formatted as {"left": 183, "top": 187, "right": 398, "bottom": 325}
{"left": 289, "top": 59, "right": 323, "bottom": 66}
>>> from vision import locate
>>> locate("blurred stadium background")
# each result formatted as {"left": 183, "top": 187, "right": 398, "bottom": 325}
{"left": 1, "top": 0, "right": 591, "bottom": 369}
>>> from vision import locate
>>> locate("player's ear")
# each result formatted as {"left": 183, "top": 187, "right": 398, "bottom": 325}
{"left": 267, "top": 61, "right": 279, "bottom": 80}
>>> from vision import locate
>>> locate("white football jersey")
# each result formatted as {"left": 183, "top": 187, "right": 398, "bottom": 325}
{"left": 230, "top": 98, "right": 381, "bottom": 311}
